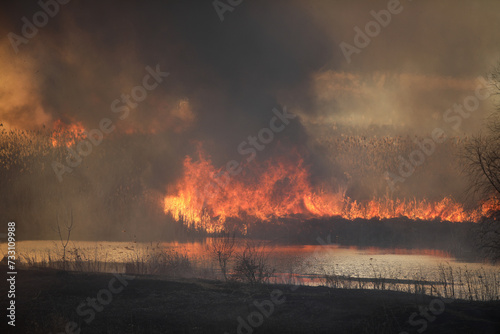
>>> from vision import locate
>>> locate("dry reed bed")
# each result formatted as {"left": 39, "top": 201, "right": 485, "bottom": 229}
{"left": 8, "top": 243, "right": 499, "bottom": 301}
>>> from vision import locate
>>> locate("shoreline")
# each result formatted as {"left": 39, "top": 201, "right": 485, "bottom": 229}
{"left": 1, "top": 266, "right": 499, "bottom": 333}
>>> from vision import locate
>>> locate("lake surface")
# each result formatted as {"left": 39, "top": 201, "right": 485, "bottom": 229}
{"left": 3, "top": 239, "right": 499, "bottom": 299}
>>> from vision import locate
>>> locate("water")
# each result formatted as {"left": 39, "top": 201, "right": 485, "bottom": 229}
{"left": 3, "top": 239, "right": 499, "bottom": 299}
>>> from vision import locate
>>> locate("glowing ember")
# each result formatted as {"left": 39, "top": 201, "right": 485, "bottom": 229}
{"left": 51, "top": 120, "right": 86, "bottom": 147}
{"left": 164, "top": 151, "right": 499, "bottom": 233}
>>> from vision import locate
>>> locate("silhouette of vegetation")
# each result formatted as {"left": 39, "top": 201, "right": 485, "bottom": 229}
{"left": 207, "top": 232, "right": 235, "bottom": 281}
{"left": 233, "top": 240, "right": 275, "bottom": 285}
{"left": 54, "top": 209, "right": 74, "bottom": 270}
{"left": 463, "top": 64, "right": 500, "bottom": 262}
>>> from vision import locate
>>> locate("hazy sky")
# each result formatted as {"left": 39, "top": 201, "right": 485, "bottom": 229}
{"left": 1, "top": 0, "right": 499, "bottom": 157}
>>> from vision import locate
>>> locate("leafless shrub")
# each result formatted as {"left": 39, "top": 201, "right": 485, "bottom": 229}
{"left": 207, "top": 232, "right": 235, "bottom": 281}
{"left": 233, "top": 240, "right": 275, "bottom": 285}
{"left": 54, "top": 209, "right": 74, "bottom": 270}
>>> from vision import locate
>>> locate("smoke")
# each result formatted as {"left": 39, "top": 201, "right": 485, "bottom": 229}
{"left": 2, "top": 0, "right": 498, "bottom": 146}
{"left": 0, "top": 0, "right": 499, "bottom": 239}
{"left": 1, "top": 0, "right": 338, "bottom": 171}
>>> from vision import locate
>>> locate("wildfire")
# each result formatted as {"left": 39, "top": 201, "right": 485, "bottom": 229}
{"left": 163, "top": 151, "right": 499, "bottom": 233}
{"left": 51, "top": 120, "right": 86, "bottom": 147}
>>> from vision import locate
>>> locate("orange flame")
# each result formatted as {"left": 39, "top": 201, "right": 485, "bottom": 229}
{"left": 163, "top": 151, "right": 499, "bottom": 233}
{"left": 51, "top": 120, "right": 86, "bottom": 147}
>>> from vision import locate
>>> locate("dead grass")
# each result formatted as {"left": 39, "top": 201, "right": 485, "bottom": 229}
{"left": 321, "top": 262, "right": 500, "bottom": 301}
{"left": 11, "top": 240, "right": 500, "bottom": 301}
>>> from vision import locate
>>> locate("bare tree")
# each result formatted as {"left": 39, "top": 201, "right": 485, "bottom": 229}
{"left": 463, "top": 131, "right": 500, "bottom": 200}
{"left": 462, "top": 64, "right": 500, "bottom": 261}
{"left": 474, "top": 210, "right": 500, "bottom": 262}
{"left": 207, "top": 232, "right": 235, "bottom": 281}
{"left": 54, "top": 209, "right": 74, "bottom": 270}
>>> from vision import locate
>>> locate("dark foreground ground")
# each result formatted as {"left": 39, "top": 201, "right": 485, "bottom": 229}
{"left": 1, "top": 266, "right": 499, "bottom": 334}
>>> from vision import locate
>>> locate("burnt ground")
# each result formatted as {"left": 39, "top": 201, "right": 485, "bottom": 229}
{"left": 1, "top": 266, "right": 499, "bottom": 334}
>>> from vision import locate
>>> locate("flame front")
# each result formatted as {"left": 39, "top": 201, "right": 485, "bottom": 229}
{"left": 51, "top": 120, "right": 86, "bottom": 147}
{"left": 164, "top": 152, "right": 499, "bottom": 233}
